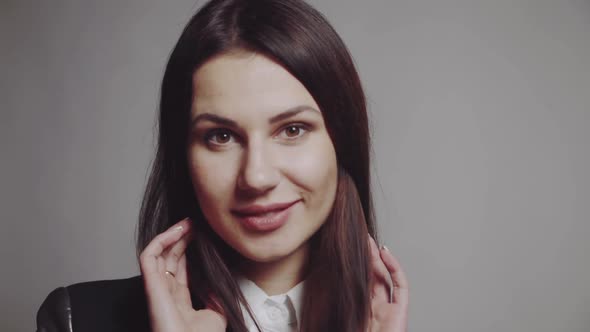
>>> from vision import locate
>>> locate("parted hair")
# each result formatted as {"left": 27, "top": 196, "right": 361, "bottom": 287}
{"left": 136, "top": 0, "right": 377, "bottom": 331}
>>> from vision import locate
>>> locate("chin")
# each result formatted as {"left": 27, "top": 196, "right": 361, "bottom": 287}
{"left": 245, "top": 254, "right": 283, "bottom": 264}
{"left": 240, "top": 248, "right": 289, "bottom": 263}
{"left": 237, "top": 242, "right": 300, "bottom": 264}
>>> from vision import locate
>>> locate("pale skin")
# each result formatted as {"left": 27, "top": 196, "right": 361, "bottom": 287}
{"left": 187, "top": 51, "right": 337, "bottom": 296}
{"left": 139, "top": 51, "right": 409, "bottom": 331}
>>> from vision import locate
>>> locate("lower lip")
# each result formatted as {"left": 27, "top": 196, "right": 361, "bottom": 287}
{"left": 235, "top": 202, "right": 297, "bottom": 232}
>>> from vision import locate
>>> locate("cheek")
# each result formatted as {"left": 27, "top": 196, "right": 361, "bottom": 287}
{"left": 283, "top": 137, "right": 338, "bottom": 205}
{"left": 187, "top": 148, "right": 239, "bottom": 210}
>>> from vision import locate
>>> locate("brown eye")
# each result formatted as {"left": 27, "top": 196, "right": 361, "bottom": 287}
{"left": 214, "top": 132, "right": 231, "bottom": 143}
{"left": 204, "top": 129, "right": 235, "bottom": 146}
{"left": 285, "top": 125, "right": 301, "bottom": 137}
{"left": 277, "top": 123, "right": 310, "bottom": 141}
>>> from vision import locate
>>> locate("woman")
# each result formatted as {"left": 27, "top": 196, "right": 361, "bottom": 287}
{"left": 37, "top": 0, "right": 408, "bottom": 331}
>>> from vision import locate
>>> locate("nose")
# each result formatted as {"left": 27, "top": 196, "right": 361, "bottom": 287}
{"left": 236, "top": 139, "right": 280, "bottom": 195}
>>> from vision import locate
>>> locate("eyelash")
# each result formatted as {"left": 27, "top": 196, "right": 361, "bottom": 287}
{"left": 203, "top": 123, "right": 311, "bottom": 147}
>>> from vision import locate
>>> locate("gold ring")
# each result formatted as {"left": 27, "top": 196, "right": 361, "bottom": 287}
{"left": 165, "top": 270, "right": 175, "bottom": 278}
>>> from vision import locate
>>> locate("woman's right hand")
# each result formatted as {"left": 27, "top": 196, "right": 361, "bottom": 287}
{"left": 139, "top": 218, "right": 227, "bottom": 332}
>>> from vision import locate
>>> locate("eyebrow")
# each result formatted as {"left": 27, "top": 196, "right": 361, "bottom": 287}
{"left": 191, "top": 105, "right": 320, "bottom": 128}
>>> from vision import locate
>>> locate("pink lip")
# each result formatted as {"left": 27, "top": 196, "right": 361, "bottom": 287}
{"left": 231, "top": 200, "right": 300, "bottom": 232}
{"left": 232, "top": 200, "right": 299, "bottom": 216}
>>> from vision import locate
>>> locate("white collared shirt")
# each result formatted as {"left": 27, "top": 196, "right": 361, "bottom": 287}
{"left": 237, "top": 277, "right": 305, "bottom": 332}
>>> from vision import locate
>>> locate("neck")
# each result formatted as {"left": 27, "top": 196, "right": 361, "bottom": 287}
{"left": 238, "top": 243, "right": 309, "bottom": 296}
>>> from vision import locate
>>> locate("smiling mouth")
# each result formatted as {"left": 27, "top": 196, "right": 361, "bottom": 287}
{"left": 231, "top": 200, "right": 300, "bottom": 232}
{"left": 231, "top": 200, "right": 300, "bottom": 216}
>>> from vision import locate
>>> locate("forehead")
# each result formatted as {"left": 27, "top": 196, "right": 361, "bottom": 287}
{"left": 191, "top": 51, "right": 319, "bottom": 117}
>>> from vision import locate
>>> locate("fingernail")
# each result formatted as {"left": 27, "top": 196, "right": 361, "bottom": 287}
{"left": 173, "top": 225, "right": 183, "bottom": 232}
{"left": 380, "top": 245, "right": 390, "bottom": 252}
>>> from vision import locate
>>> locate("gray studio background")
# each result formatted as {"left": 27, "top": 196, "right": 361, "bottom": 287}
{"left": 1, "top": 0, "right": 589, "bottom": 331}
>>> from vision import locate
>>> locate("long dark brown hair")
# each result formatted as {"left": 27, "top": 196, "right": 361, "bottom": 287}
{"left": 136, "top": 0, "right": 378, "bottom": 331}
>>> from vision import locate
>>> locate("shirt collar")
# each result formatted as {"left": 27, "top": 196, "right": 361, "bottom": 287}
{"left": 236, "top": 275, "right": 306, "bottom": 327}
{"left": 285, "top": 279, "right": 305, "bottom": 326}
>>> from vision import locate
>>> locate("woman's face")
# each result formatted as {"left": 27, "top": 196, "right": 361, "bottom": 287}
{"left": 188, "top": 51, "right": 338, "bottom": 264}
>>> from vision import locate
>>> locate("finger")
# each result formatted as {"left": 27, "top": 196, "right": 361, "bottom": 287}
{"left": 163, "top": 224, "right": 193, "bottom": 282}
{"left": 161, "top": 222, "right": 192, "bottom": 295}
{"left": 176, "top": 250, "right": 189, "bottom": 286}
{"left": 163, "top": 223, "right": 193, "bottom": 299}
{"left": 140, "top": 218, "right": 190, "bottom": 276}
{"left": 380, "top": 247, "right": 409, "bottom": 306}
{"left": 141, "top": 218, "right": 190, "bottom": 301}
{"left": 158, "top": 256, "right": 179, "bottom": 296}
{"left": 169, "top": 256, "right": 193, "bottom": 313}
{"left": 379, "top": 246, "right": 409, "bottom": 289}
{"left": 169, "top": 237, "right": 194, "bottom": 311}
{"left": 140, "top": 219, "right": 191, "bottom": 320}
{"left": 172, "top": 258, "right": 192, "bottom": 312}
{"left": 368, "top": 236, "right": 392, "bottom": 303}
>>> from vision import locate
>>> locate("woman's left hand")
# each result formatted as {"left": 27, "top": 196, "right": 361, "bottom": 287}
{"left": 367, "top": 236, "right": 409, "bottom": 332}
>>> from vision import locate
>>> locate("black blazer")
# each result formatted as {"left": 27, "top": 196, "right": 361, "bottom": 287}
{"left": 36, "top": 276, "right": 151, "bottom": 332}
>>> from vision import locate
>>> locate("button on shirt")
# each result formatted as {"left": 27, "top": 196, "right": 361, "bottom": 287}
{"left": 237, "top": 277, "right": 305, "bottom": 332}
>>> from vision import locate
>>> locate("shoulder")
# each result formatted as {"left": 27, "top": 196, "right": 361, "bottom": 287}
{"left": 37, "top": 276, "right": 150, "bottom": 332}
{"left": 66, "top": 275, "right": 146, "bottom": 309}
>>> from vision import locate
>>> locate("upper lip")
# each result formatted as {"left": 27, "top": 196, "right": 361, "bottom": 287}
{"left": 231, "top": 200, "right": 299, "bottom": 216}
